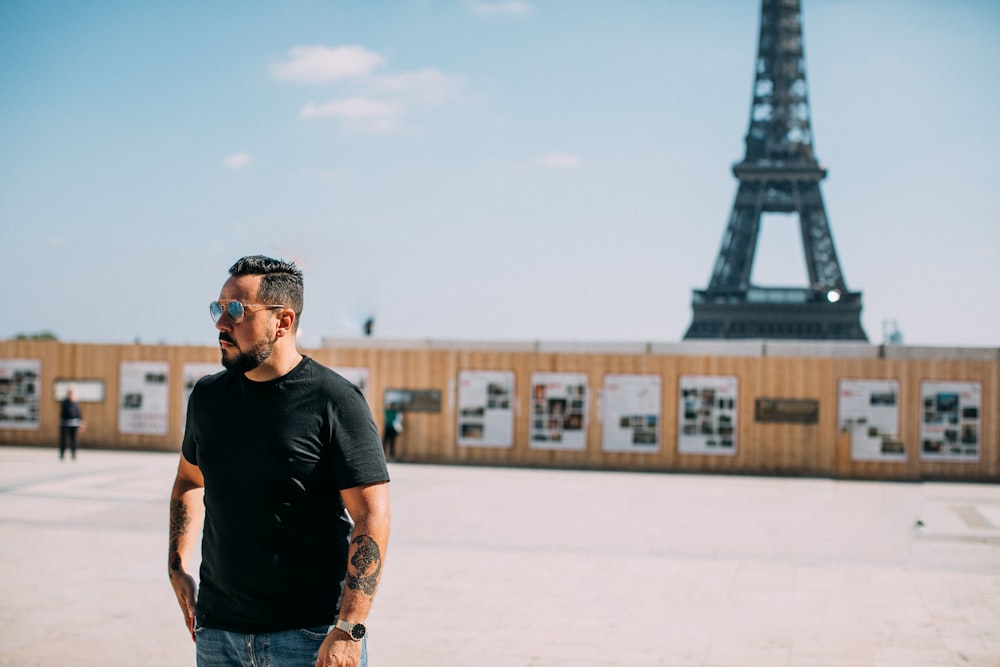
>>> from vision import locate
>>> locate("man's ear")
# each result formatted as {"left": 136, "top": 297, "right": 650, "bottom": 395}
{"left": 275, "top": 309, "right": 296, "bottom": 337}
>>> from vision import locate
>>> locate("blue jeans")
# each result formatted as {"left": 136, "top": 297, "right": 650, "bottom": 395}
{"left": 194, "top": 624, "right": 368, "bottom": 667}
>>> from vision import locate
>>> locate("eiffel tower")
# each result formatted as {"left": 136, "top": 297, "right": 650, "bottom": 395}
{"left": 684, "top": 0, "right": 867, "bottom": 341}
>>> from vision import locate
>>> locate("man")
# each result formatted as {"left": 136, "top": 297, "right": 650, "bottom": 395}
{"left": 168, "top": 255, "right": 390, "bottom": 667}
{"left": 381, "top": 403, "right": 401, "bottom": 462}
{"left": 59, "top": 386, "right": 82, "bottom": 460}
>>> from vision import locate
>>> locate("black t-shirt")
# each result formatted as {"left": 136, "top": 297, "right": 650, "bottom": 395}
{"left": 182, "top": 356, "right": 388, "bottom": 633}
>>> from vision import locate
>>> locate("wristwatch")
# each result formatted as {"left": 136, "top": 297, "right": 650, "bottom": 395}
{"left": 334, "top": 618, "right": 367, "bottom": 642}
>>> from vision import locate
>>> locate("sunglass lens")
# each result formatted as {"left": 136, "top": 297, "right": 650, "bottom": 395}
{"left": 227, "top": 301, "right": 245, "bottom": 322}
{"left": 209, "top": 301, "right": 245, "bottom": 322}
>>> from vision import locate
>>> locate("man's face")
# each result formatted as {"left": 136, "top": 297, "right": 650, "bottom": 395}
{"left": 214, "top": 274, "right": 278, "bottom": 374}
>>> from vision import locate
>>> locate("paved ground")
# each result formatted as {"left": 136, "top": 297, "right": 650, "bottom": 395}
{"left": 0, "top": 446, "right": 998, "bottom": 667}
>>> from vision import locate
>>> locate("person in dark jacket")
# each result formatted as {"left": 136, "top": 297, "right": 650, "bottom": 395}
{"left": 59, "top": 387, "right": 82, "bottom": 460}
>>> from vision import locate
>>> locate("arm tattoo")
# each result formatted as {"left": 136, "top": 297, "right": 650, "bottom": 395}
{"left": 346, "top": 535, "right": 382, "bottom": 596}
{"left": 168, "top": 500, "right": 191, "bottom": 574}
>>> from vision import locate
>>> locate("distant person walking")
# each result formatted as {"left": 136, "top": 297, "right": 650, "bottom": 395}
{"left": 382, "top": 405, "right": 401, "bottom": 461}
{"left": 59, "top": 387, "right": 82, "bottom": 460}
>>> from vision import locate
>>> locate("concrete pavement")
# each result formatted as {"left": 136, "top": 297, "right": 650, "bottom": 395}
{"left": 0, "top": 445, "right": 998, "bottom": 666}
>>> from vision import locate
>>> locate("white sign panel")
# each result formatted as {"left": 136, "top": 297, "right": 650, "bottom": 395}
{"left": 678, "top": 375, "right": 738, "bottom": 455}
{"left": 331, "top": 366, "right": 370, "bottom": 398}
{"left": 119, "top": 361, "right": 169, "bottom": 435}
{"left": 838, "top": 379, "right": 905, "bottom": 461}
{"left": 182, "top": 362, "right": 223, "bottom": 431}
{"left": 920, "top": 381, "right": 981, "bottom": 461}
{"left": 529, "top": 372, "right": 588, "bottom": 450}
{"left": 601, "top": 374, "right": 660, "bottom": 453}
{"left": 457, "top": 370, "right": 515, "bottom": 448}
{"left": 0, "top": 358, "right": 41, "bottom": 430}
{"left": 53, "top": 379, "right": 105, "bottom": 403}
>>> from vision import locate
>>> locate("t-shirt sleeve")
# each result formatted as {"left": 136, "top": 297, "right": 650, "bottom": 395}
{"left": 181, "top": 383, "right": 200, "bottom": 465}
{"left": 330, "top": 382, "right": 389, "bottom": 490}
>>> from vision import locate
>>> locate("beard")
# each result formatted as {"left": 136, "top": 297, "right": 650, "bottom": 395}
{"left": 220, "top": 333, "right": 275, "bottom": 374}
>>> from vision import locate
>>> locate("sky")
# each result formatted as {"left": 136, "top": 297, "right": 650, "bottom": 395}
{"left": 1, "top": 0, "right": 998, "bottom": 349}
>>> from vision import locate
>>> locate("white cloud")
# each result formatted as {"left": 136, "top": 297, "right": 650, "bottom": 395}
{"left": 301, "top": 168, "right": 357, "bottom": 182}
{"left": 300, "top": 96, "right": 400, "bottom": 120}
{"left": 222, "top": 152, "right": 252, "bottom": 169}
{"left": 277, "top": 44, "right": 465, "bottom": 134}
{"left": 271, "top": 45, "right": 384, "bottom": 84}
{"left": 971, "top": 246, "right": 996, "bottom": 259}
{"left": 370, "top": 68, "right": 463, "bottom": 106}
{"left": 300, "top": 96, "right": 404, "bottom": 134}
{"left": 468, "top": 0, "right": 533, "bottom": 17}
{"left": 538, "top": 152, "right": 584, "bottom": 168}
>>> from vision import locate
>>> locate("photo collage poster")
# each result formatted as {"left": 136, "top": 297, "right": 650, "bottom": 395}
{"left": 331, "top": 367, "right": 371, "bottom": 399}
{"left": 601, "top": 374, "right": 661, "bottom": 453}
{"left": 529, "top": 372, "right": 588, "bottom": 450}
{"left": 181, "top": 362, "right": 224, "bottom": 432}
{"left": 456, "top": 370, "right": 515, "bottom": 448}
{"left": 0, "top": 358, "right": 41, "bottom": 430}
{"left": 119, "top": 361, "right": 169, "bottom": 435}
{"left": 677, "top": 375, "right": 738, "bottom": 455}
{"left": 838, "top": 379, "right": 905, "bottom": 461}
{"left": 920, "top": 381, "right": 981, "bottom": 461}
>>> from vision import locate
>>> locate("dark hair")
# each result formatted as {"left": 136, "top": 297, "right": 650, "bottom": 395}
{"left": 228, "top": 255, "right": 304, "bottom": 328}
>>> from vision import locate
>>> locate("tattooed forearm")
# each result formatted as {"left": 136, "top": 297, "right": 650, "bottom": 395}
{"left": 168, "top": 500, "right": 191, "bottom": 574}
{"left": 346, "top": 535, "right": 382, "bottom": 595}
{"left": 170, "top": 500, "right": 191, "bottom": 540}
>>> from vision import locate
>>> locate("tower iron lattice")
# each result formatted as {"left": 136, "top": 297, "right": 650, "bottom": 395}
{"left": 684, "top": 0, "right": 867, "bottom": 341}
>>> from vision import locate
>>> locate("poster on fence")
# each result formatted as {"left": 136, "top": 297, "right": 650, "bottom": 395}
{"left": 677, "top": 375, "right": 738, "bottom": 455}
{"left": 920, "top": 381, "right": 981, "bottom": 462}
{"left": 529, "top": 372, "right": 588, "bottom": 450}
{"left": 53, "top": 379, "right": 104, "bottom": 402}
{"left": 0, "top": 358, "right": 41, "bottom": 430}
{"left": 181, "top": 362, "right": 224, "bottom": 432}
{"left": 601, "top": 374, "right": 660, "bottom": 453}
{"left": 457, "top": 370, "right": 514, "bottom": 448}
{"left": 119, "top": 361, "right": 169, "bottom": 435}
{"left": 837, "top": 379, "right": 905, "bottom": 461}
{"left": 331, "top": 367, "right": 370, "bottom": 398}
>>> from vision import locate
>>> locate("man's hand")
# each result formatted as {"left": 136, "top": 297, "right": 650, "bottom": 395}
{"left": 169, "top": 570, "right": 198, "bottom": 641}
{"left": 315, "top": 629, "right": 362, "bottom": 667}
{"left": 168, "top": 456, "right": 205, "bottom": 642}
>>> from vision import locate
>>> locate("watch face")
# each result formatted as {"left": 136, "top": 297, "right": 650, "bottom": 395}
{"left": 350, "top": 623, "right": 366, "bottom": 640}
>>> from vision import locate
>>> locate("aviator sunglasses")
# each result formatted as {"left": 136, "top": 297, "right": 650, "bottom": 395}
{"left": 210, "top": 300, "right": 285, "bottom": 324}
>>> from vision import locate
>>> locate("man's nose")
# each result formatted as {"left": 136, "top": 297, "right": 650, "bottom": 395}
{"left": 215, "top": 315, "right": 233, "bottom": 332}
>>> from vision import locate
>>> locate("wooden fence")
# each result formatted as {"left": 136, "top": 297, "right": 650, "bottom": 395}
{"left": 2, "top": 339, "right": 997, "bottom": 481}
